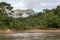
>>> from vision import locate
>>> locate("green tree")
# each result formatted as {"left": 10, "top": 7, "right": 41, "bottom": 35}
{"left": 0, "top": 2, "right": 13, "bottom": 29}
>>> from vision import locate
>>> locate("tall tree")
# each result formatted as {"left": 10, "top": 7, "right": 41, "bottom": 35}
{"left": 0, "top": 2, "right": 13, "bottom": 29}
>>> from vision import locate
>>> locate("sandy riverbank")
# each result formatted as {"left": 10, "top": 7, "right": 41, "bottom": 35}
{"left": 0, "top": 29, "right": 60, "bottom": 34}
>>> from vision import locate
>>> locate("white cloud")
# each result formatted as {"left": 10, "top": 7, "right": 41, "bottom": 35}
{"left": 22, "top": 0, "right": 60, "bottom": 12}
{"left": 0, "top": 0, "right": 4, "bottom": 2}
{"left": 13, "top": 2, "right": 25, "bottom": 10}
{"left": 0, "top": 0, "right": 60, "bottom": 12}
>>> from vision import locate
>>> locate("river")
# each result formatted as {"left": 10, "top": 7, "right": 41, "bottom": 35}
{"left": 0, "top": 33, "right": 60, "bottom": 40}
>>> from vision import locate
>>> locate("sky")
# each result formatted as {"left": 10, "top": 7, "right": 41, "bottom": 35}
{"left": 0, "top": 0, "right": 60, "bottom": 12}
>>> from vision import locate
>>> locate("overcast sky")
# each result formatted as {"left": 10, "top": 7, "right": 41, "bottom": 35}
{"left": 0, "top": 0, "right": 60, "bottom": 12}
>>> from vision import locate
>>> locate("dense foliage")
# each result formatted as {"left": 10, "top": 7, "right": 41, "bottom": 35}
{"left": 0, "top": 2, "right": 60, "bottom": 30}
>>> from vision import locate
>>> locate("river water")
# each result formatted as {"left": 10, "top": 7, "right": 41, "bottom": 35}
{"left": 0, "top": 33, "right": 60, "bottom": 40}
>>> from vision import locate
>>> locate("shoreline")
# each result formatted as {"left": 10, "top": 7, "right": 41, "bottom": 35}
{"left": 0, "top": 29, "right": 60, "bottom": 34}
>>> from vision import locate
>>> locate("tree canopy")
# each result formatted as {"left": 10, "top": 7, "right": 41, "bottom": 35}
{"left": 0, "top": 2, "right": 60, "bottom": 30}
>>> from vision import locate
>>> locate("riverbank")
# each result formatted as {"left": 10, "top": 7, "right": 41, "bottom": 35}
{"left": 0, "top": 29, "right": 60, "bottom": 34}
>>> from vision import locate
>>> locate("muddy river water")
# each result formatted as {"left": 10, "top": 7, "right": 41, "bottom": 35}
{"left": 0, "top": 33, "right": 60, "bottom": 40}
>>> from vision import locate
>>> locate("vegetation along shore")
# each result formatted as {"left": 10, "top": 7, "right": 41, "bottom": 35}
{"left": 0, "top": 2, "right": 60, "bottom": 33}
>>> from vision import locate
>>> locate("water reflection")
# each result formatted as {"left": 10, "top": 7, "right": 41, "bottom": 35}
{"left": 0, "top": 33, "right": 60, "bottom": 40}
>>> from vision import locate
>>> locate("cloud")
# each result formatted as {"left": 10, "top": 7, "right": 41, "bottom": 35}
{"left": 13, "top": 2, "right": 25, "bottom": 9}
{"left": 22, "top": 0, "right": 60, "bottom": 12}
{"left": 0, "top": 0, "right": 4, "bottom": 2}
{"left": 0, "top": 0, "right": 60, "bottom": 12}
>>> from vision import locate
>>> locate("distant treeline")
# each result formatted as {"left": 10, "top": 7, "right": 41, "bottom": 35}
{"left": 0, "top": 2, "right": 60, "bottom": 30}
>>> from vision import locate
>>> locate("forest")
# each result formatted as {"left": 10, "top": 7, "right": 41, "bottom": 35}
{"left": 0, "top": 2, "right": 60, "bottom": 30}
